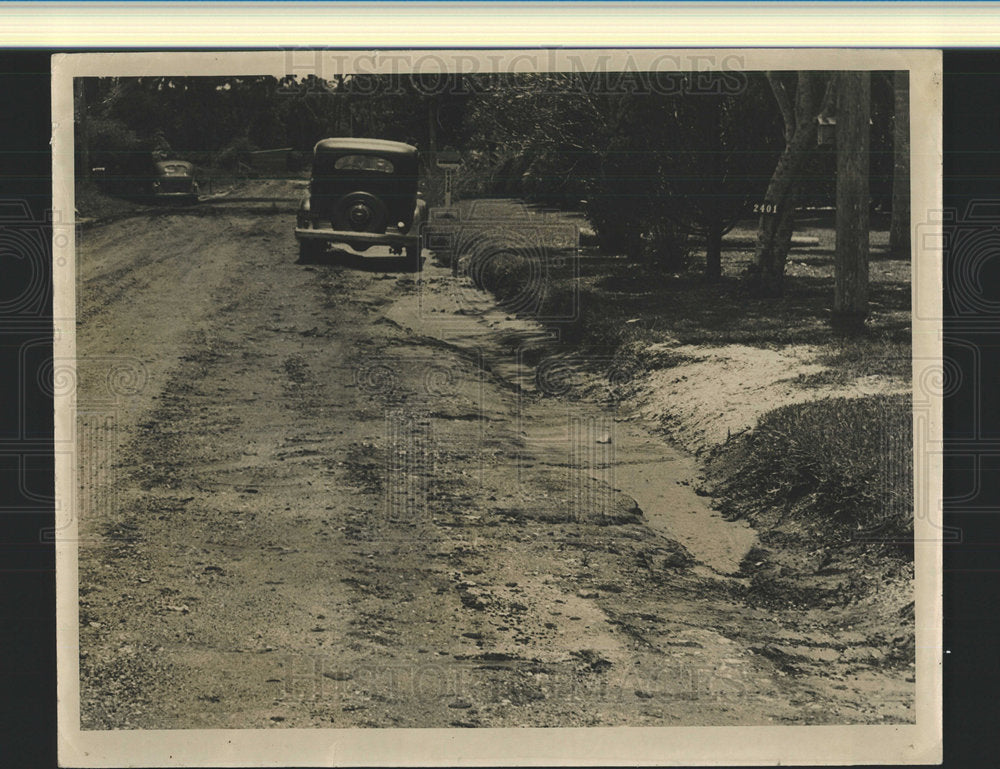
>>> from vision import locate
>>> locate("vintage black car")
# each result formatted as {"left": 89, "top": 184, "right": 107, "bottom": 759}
{"left": 151, "top": 160, "right": 199, "bottom": 202}
{"left": 295, "top": 138, "right": 427, "bottom": 269}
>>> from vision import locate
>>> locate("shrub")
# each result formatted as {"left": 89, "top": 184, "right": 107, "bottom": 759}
{"left": 647, "top": 220, "right": 693, "bottom": 272}
{"left": 87, "top": 117, "right": 143, "bottom": 160}
{"left": 469, "top": 249, "right": 536, "bottom": 307}
{"left": 85, "top": 118, "right": 150, "bottom": 196}
{"left": 214, "top": 136, "right": 257, "bottom": 172}
{"left": 286, "top": 151, "right": 308, "bottom": 173}
{"left": 419, "top": 171, "right": 447, "bottom": 209}
{"left": 581, "top": 198, "right": 642, "bottom": 259}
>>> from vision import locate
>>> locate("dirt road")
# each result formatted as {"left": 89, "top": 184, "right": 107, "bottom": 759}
{"left": 76, "top": 180, "right": 913, "bottom": 729}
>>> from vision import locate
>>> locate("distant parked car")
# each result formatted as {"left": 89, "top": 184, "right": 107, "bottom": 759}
{"left": 150, "top": 160, "right": 199, "bottom": 203}
{"left": 295, "top": 138, "right": 427, "bottom": 269}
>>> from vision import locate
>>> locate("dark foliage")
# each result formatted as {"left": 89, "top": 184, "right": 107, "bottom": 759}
{"left": 77, "top": 69, "right": 898, "bottom": 278}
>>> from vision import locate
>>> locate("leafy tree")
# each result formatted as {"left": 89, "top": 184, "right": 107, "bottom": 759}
{"left": 647, "top": 73, "right": 783, "bottom": 279}
{"left": 463, "top": 73, "right": 679, "bottom": 261}
{"left": 461, "top": 71, "right": 785, "bottom": 272}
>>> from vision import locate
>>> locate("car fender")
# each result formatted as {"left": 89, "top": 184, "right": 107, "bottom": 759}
{"left": 296, "top": 196, "right": 312, "bottom": 228}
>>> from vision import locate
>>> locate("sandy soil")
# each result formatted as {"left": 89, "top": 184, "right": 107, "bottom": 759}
{"left": 632, "top": 342, "right": 910, "bottom": 456}
{"left": 74, "top": 181, "right": 914, "bottom": 730}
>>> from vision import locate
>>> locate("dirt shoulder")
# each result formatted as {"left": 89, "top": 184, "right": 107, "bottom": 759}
{"left": 628, "top": 341, "right": 907, "bottom": 455}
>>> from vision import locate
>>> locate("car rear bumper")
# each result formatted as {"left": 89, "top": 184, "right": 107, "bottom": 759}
{"left": 153, "top": 191, "right": 199, "bottom": 200}
{"left": 294, "top": 227, "right": 420, "bottom": 248}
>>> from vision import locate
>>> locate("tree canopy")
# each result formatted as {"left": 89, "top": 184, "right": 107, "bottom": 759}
{"left": 79, "top": 70, "right": 896, "bottom": 282}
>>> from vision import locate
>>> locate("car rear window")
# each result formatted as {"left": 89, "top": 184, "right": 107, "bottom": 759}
{"left": 333, "top": 155, "right": 395, "bottom": 174}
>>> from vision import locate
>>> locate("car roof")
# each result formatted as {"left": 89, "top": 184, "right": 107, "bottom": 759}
{"left": 314, "top": 138, "right": 417, "bottom": 156}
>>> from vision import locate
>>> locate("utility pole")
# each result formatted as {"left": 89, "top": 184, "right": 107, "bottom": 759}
{"left": 74, "top": 77, "right": 89, "bottom": 179}
{"left": 832, "top": 70, "right": 871, "bottom": 334}
{"left": 890, "top": 70, "right": 911, "bottom": 258}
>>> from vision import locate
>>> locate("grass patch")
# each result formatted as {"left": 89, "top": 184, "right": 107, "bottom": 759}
{"left": 814, "top": 336, "right": 912, "bottom": 379}
{"left": 548, "top": 263, "right": 909, "bottom": 352}
{"left": 786, "top": 333, "right": 912, "bottom": 388}
{"left": 711, "top": 394, "right": 913, "bottom": 551}
{"left": 463, "top": 211, "right": 909, "bottom": 358}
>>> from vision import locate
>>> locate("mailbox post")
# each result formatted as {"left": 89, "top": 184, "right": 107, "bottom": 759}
{"left": 436, "top": 149, "right": 461, "bottom": 208}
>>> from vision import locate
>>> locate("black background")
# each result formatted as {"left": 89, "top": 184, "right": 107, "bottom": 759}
{"left": 0, "top": 49, "right": 996, "bottom": 769}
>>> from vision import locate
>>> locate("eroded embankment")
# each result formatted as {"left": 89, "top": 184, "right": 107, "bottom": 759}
{"left": 416, "top": 215, "right": 915, "bottom": 675}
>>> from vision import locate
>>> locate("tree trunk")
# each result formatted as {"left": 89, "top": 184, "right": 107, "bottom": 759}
{"left": 426, "top": 97, "right": 438, "bottom": 155}
{"left": 704, "top": 98, "right": 724, "bottom": 282}
{"left": 833, "top": 71, "right": 871, "bottom": 334}
{"left": 889, "top": 70, "right": 910, "bottom": 258}
{"left": 705, "top": 221, "right": 723, "bottom": 281}
{"left": 746, "top": 72, "right": 833, "bottom": 297}
{"left": 746, "top": 132, "right": 809, "bottom": 296}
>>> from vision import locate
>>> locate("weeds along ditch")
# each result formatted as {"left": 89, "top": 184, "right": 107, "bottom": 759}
{"left": 708, "top": 394, "right": 914, "bottom": 554}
